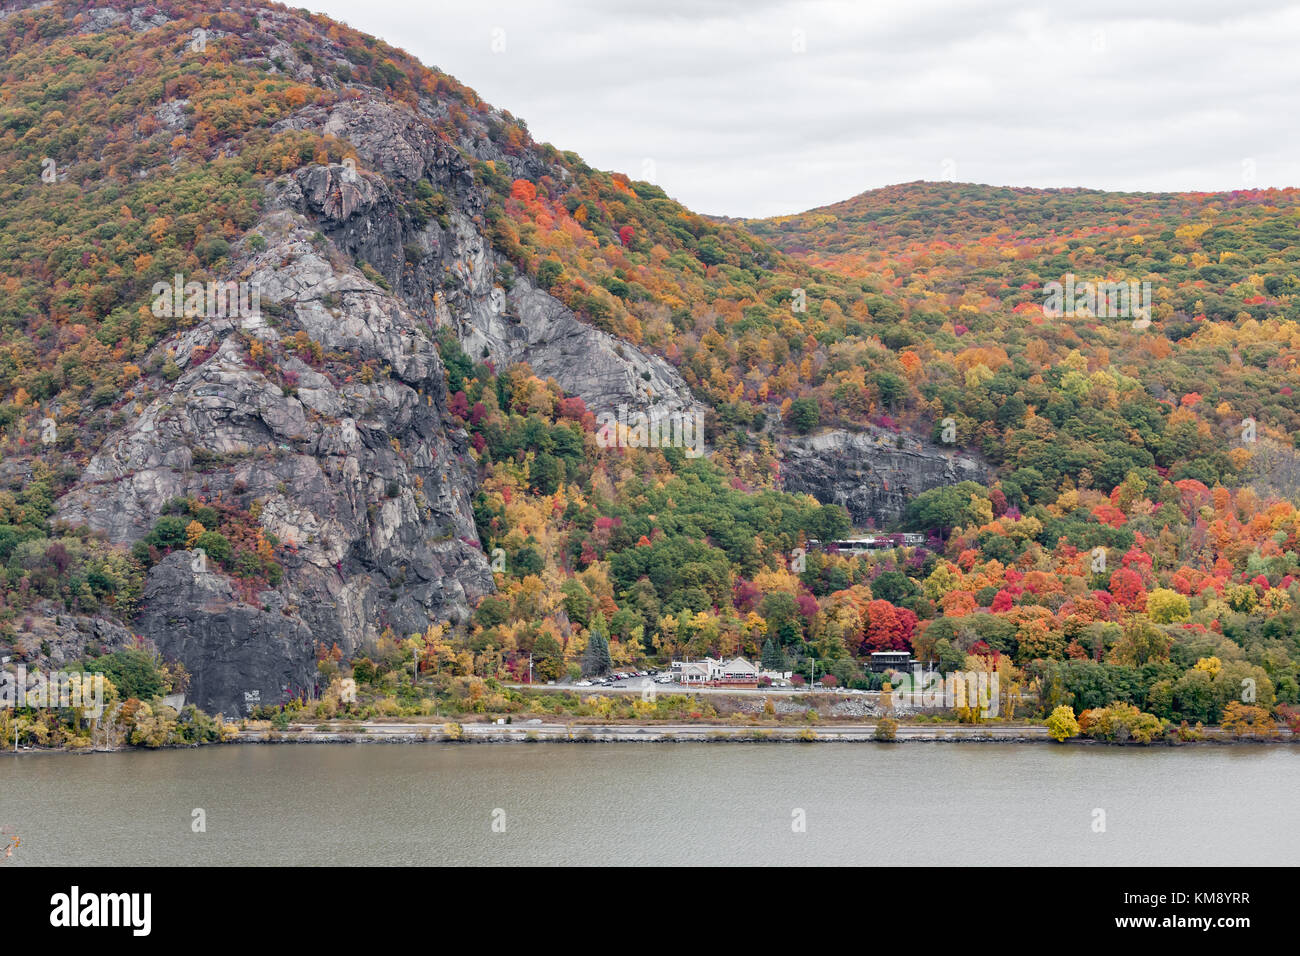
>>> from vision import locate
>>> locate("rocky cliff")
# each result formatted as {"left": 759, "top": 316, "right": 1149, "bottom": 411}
{"left": 780, "top": 427, "right": 989, "bottom": 528}
{"left": 55, "top": 200, "right": 494, "bottom": 714}
{"left": 274, "top": 98, "right": 701, "bottom": 417}
{"left": 49, "top": 65, "right": 702, "bottom": 715}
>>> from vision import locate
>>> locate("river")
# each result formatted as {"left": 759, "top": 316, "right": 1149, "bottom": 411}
{"left": 3, "top": 743, "right": 1297, "bottom": 865}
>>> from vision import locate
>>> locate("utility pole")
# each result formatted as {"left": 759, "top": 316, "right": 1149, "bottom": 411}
{"left": 528, "top": 653, "right": 533, "bottom": 685}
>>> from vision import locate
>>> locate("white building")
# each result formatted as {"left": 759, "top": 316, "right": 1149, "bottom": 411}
{"left": 676, "top": 657, "right": 760, "bottom": 686}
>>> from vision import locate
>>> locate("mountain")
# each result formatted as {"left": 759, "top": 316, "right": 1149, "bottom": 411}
{"left": 3, "top": 1, "right": 1300, "bottom": 736}
{"left": 0, "top": 0, "right": 907, "bottom": 714}
{"left": 746, "top": 180, "right": 1300, "bottom": 492}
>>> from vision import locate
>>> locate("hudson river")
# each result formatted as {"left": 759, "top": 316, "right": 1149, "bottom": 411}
{"left": 4, "top": 744, "right": 1297, "bottom": 865}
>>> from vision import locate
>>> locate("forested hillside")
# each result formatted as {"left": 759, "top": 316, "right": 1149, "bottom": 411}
{"left": 1, "top": 0, "right": 1299, "bottom": 747}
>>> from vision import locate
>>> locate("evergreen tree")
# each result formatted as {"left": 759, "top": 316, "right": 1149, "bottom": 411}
{"left": 761, "top": 637, "right": 785, "bottom": 671}
{"left": 582, "top": 626, "right": 612, "bottom": 676}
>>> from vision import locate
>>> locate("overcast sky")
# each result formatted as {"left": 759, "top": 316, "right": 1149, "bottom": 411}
{"left": 310, "top": 0, "right": 1300, "bottom": 218}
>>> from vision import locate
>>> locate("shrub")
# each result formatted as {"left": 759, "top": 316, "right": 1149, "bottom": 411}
{"left": 1221, "top": 702, "right": 1277, "bottom": 738}
{"left": 1046, "top": 705, "right": 1080, "bottom": 742}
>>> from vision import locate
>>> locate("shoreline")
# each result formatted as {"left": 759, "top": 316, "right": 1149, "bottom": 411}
{"left": 6, "top": 719, "right": 1295, "bottom": 751}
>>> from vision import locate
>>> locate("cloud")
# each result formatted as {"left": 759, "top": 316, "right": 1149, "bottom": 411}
{"left": 312, "top": 0, "right": 1300, "bottom": 217}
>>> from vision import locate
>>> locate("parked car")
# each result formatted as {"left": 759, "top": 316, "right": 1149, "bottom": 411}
{"left": 575, "top": 680, "right": 592, "bottom": 687}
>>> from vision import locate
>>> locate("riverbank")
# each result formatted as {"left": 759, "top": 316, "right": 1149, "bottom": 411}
{"left": 236, "top": 719, "right": 1048, "bottom": 744}
{"left": 6, "top": 718, "right": 1295, "bottom": 752}
{"left": 225, "top": 718, "right": 1297, "bottom": 745}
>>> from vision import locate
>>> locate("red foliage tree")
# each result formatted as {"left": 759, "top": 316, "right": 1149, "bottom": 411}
{"left": 1108, "top": 567, "right": 1148, "bottom": 611}
{"left": 732, "top": 578, "right": 761, "bottom": 613}
{"left": 862, "top": 599, "right": 915, "bottom": 652}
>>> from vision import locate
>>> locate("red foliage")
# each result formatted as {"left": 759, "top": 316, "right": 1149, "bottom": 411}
{"left": 732, "top": 578, "right": 761, "bottom": 613}
{"left": 1121, "top": 547, "right": 1153, "bottom": 573}
{"left": 862, "top": 599, "right": 916, "bottom": 652}
{"left": 557, "top": 396, "right": 588, "bottom": 421}
{"left": 990, "top": 488, "right": 1008, "bottom": 517}
{"left": 1091, "top": 504, "right": 1126, "bottom": 528}
{"left": 1108, "top": 567, "right": 1148, "bottom": 611}
{"left": 796, "top": 590, "right": 819, "bottom": 621}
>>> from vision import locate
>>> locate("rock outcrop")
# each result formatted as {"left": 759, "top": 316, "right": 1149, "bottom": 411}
{"left": 6, "top": 601, "right": 139, "bottom": 673}
{"left": 135, "top": 551, "right": 317, "bottom": 719}
{"left": 780, "top": 427, "right": 989, "bottom": 528}
{"left": 55, "top": 202, "right": 493, "bottom": 715}
{"left": 275, "top": 100, "right": 701, "bottom": 417}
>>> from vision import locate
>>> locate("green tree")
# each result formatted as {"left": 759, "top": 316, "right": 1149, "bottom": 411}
{"left": 194, "top": 531, "right": 232, "bottom": 566}
{"left": 761, "top": 637, "right": 786, "bottom": 670}
{"left": 582, "top": 627, "right": 612, "bottom": 677}
{"left": 532, "top": 633, "right": 564, "bottom": 682}
{"left": 83, "top": 650, "right": 166, "bottom": 700}
{"left": 785, "top": 397, "right": 820, "bottom": 434}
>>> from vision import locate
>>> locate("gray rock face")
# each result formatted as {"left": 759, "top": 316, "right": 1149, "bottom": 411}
{"left": 276, "top": 100, "right": 701, "bottom": 417}
{"left": 75, "top": 6, "right": 172, "bottom": 33}
{"left": 136, "top": 552, "right": 316, "bottom": 718}
{"left": 55, "top": 204, "right": 493, "bottom": 714}
{"left": 7, "top": 601, "right": 139, "bottom": 673}
{"left": 781, "top": 428, "right": 988, "bottom": 528}
{"left": 441, "top": 233, "right": 700, "bottom": 416}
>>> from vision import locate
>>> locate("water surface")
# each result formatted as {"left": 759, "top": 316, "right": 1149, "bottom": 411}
{"left": 3, "top": 743, "right": 1295, "bottom": 865}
